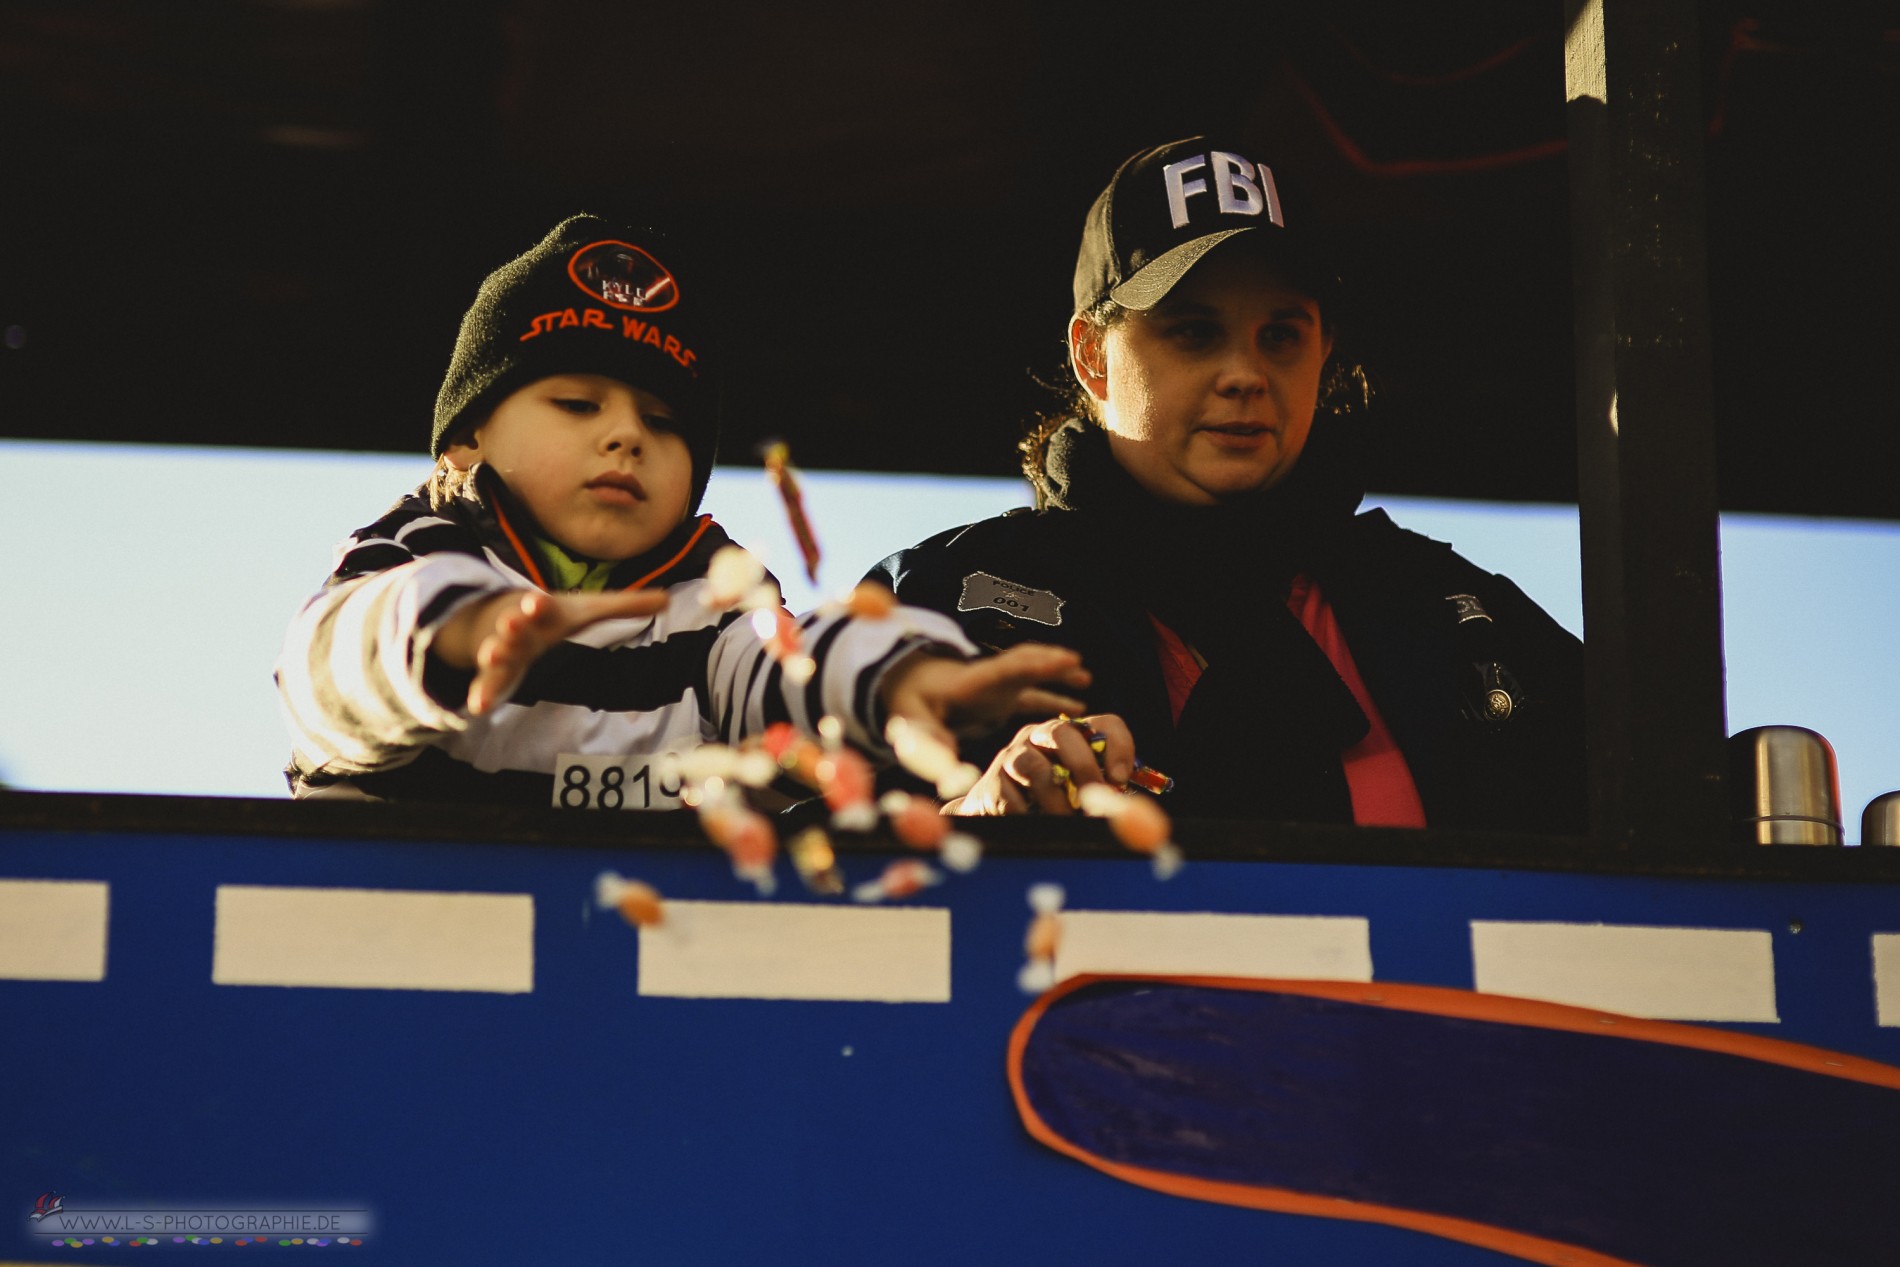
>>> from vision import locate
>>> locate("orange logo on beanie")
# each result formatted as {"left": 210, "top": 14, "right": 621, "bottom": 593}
{"left": 567, "top": 240, "right": 680, "bottom": 313}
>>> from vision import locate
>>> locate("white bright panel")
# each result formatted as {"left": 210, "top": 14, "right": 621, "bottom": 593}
{"left": 213, "top": 885, "right": 534, "bottom": 994}
{"left": 1052, "top": 910, "right": 1373, "bottom": 983}
{"left": 1874, "top": 934, "right": 1900, "bottom": 1028}
{"left": 636, "top": 900, "right": 950, "bottom": 1002}
{"left": 1471, "top": 920, "right": 1778, "bottom": 1022}
{"left": 0, "top": 878, "right": 109, "bottom": 981}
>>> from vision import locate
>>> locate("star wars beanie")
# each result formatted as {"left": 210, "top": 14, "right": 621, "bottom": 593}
{"left": 432, "top": 214, "right": 720, "bottom": 510}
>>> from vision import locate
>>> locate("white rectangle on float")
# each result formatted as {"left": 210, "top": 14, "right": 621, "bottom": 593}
{"left": 1874, "top": 934, "right": 1900, "bottom": 1027}
{"left": 1470, "top": 920, "right": 1778, "bottom": 1021}
{"left": 1053, "top": 911, "right": 1373, "bottom": 984}
{"left": 637, "top": 900, "right": 950, "bottom": 1002}
{"left": 213, "top": 885, "right": 534, "bottom": 993}
{"left": 0, "top": 878, "right": 109, "bottom": 981}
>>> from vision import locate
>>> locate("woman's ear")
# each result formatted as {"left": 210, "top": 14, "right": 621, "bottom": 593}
{"left": 1069, "top": 316, "right": 1109, "bottom": 403}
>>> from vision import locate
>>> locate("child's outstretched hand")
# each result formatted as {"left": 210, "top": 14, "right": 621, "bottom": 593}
{"left": 879, "top": 643, "right": 1091, "bottom": 753}
{"left": 435, "top": 589, "right": 671, "bottom": 716}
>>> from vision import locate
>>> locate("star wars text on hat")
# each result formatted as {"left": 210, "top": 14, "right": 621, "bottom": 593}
{"left": 516, "top": 306, "right": 699, "bottom": 375}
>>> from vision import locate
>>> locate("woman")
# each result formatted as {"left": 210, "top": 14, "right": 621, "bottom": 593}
{"left": 869, "top": 137, "right": 1586, "bottom": 832}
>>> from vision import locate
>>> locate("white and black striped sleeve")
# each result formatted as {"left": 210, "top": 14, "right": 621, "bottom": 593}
{"left": 275, "top": 553, "right": 526, "bottom": 777}
{"left": 705, "top": 601, "right": 977, "bottom": 754}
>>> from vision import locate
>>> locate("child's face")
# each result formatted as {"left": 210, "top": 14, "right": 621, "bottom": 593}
{"left": 446, "top": 374, "right": 693, "bottom": 561}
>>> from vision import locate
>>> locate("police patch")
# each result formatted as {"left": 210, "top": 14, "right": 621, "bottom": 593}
{"left": 1446, "top": 593, "right": 1493, "bottom": 624}
{"left": 958, "top": 572, "right": 1064, "bottom": 627}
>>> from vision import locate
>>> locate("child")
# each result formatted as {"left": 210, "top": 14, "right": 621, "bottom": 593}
{"left": 276, "top": 214, "right": 1084, "bottom": 805}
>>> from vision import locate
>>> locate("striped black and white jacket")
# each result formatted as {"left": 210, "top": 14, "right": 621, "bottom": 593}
{"left": 276, "top": 469, "right": 973, "bottom": 805}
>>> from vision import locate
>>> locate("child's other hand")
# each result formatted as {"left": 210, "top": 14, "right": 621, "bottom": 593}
{"left": 437, "top": 590, "right": 671, "bottom": 716}
{"left": 879, "top": 643, "right": 1090, "bottom": 753}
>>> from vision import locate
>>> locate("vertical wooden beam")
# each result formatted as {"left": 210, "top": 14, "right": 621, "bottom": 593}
{"left": 1564, "top": 0, "right": 1728, "bottom": 851}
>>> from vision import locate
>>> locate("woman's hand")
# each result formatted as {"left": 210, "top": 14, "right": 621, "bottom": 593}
{"left": 944, "top": 713, "right": 1137, "bottom": 815}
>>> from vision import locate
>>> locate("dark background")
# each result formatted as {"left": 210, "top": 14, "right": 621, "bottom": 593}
{"left": 1, "top": 0, "right": 1893, "bottom": 516}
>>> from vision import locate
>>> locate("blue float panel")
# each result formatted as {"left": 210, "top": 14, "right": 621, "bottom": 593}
{"left": 3, "top": 820, "right": 1896, "bottom": 1264}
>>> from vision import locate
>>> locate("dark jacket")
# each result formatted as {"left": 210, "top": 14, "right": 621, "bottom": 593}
{"left": 869, "top": 502, "right": 1586, "bottom": 834}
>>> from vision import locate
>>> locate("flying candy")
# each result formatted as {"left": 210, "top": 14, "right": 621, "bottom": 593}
{"left": 704, "top": 545, "right": 768, "bottom": 610}
{"left": 879, "top": 790, "right": 984, "bottom": 872}
{"left": 750, "top": 605, "right": 816, "bottom": 685}
{"left": 851, "top": 858, "right": 942, "bottom": 904}
{"left": 762, "top": 722, "right": 823, "bottom": 785}
{"left": 698, "top": 791, "right": 780, "bottom": 896}
{"left": 594, "top": 871, "right": 665, "bottom": 928}
{"left": 844, "top": 581, "right": 898, "bottom": 619}
{"left": 1018, "top": 882, "right": 1066, "bottom": 994}
{"left": 816, "top": 747, "right": 877, "bottom": 831}
{"left": 758, "top": 721, "right": 877, "bottom": 831}
{"left": 763, "top": 441, "right": 822, "bottom": 583}
{"left": 939, "top": 832, "right": 983, "bottom": 873}
{"left": 1076, "top": 783, "right": 1183, "bottom": 880}
{"left": 884, "top": 716, "right": 981, "bottom": 800}
{"left": 880, "top": 790, "right": 948, "bottom": 849}
{"left": 787, "top": 826, "right": 846, "bottom": 896}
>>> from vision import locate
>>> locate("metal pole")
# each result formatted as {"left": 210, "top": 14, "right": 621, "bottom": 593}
{"left": 1564, "top": 0, "right": 1729, "bottom": 851}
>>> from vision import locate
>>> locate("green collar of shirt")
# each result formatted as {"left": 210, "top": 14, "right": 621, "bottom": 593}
{"left": 534, "top": 534, "right": 617, "bottom": 592}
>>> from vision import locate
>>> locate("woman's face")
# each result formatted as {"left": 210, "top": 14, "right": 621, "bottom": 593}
{"left": 1075, "top": 250, "right": 1333, "bottom": 506}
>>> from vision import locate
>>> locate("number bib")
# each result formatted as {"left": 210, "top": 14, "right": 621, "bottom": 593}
{"left": 552, "top": 753, "right": 684, "bottom": 811}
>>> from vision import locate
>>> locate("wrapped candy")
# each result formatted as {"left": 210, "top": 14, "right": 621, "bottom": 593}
{"left": 787, "top": 825, "right": 846, "bottom": 896}
{"left": 763, "top": 441, "right": 822, "bottom": 583}
{"left": 698, "top": 790, "right": 779, "bottom": 896}
{"left": 851, "top": 858, "right": 942, "bottom": 904}
{"left": 704, "top": 544, "right": 768, "bottom": 610}
{"left": 878, "top": 790, "right": 983, "bottom": 872}
{"left": 759, "top": 722, "right": 877, "bottom": 831}
{"left": 762, "top": 722, "right": 822, "bottom": 785}
{"left": 1077, "top": 783, "right": 1183, "bottom": 880}
{"left": 884, "top": 716, "right": 981, "bottom": 800}
{"left": 751, "top": 606, "right": 816, "bottom": 685}
{"left": 1128, "top": 763, "right": 1176, "bottom": 796}
{"left": 880, "top": 790, "right": 948, "bottom": 849}
{"left": 939, "top": 832, "right": 983, "bottom": 873}
{"left": 670, "top": 744, "right": 740, "bottom": 787}
{"left": 816, "top": 746, "right": 877, "bottom": 832}
{"left": 844, "top": 580, "right": 898, "bottom": 619}
{"left": 732, "top": 748, "right": 780, "bottom": 789}
{"left": 1018, "top": 882, "right": 1065, "bottom": 994}
{"left": 594, "top": 871, "right": 665, "bottom": 928}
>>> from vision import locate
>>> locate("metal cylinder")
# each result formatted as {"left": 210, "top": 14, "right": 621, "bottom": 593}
{"left": 1862, "top": 792, "right": 1900, "bottom": 847}
{"left": 1728, "top": 725, "right": 1843, "bottom": 846}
